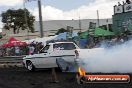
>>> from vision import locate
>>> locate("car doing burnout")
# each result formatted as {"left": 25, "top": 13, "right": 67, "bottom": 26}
{"left": 23, "top": 42, "right": 79, "bottom": 71}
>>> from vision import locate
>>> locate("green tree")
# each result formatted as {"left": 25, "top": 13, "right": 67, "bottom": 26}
{"left": 55, "top": 28, "right": 67, "bottom": 35}
{"left": 1, "top": 9, "right": 35, "bottom": 34}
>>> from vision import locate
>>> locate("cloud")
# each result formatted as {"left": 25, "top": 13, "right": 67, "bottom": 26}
{"left": 0, "top": 0, "right": 22, "bottom": 6}
{"left": 30, "top": 0, "right": 125, "bottom": 20}
{"left": 31, "top": 6, "right": 64, "bottom": 21}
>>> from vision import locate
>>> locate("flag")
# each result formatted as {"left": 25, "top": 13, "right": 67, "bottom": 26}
{"left": 89, "top": 22, "right": 96, "bottom": 29}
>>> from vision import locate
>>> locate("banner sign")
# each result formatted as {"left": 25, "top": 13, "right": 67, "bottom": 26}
{"left": 89, "top": 22, "right": 96, "bottom": 29}
{"left": 114, "top": 5, "right": 123, "bottom": 14}
{"left": 66, "top": 26, "right": 73, "bottom": 39}
{"left": 124, "top": 3, "right": 132, "bottom": 12}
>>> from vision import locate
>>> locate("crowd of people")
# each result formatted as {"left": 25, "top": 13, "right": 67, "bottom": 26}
{"left": 0, "top": 42, "right": 44, "bottom": 57}
{"left": 117, "top": 0, "right": 132, "bottom": 6}
{"left": 0, "top": 33, "right": 130, "bottom": 57}
{"left": 83, "top": 34, "right": 129, "bottom": 49}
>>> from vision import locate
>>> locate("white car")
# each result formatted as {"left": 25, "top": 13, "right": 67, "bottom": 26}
{"left": 23, "top": 42, "right": 79, "bottom": 71}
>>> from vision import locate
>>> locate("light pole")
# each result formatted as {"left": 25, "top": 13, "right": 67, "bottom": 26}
{"left": 24, "top": 0, "right": 44, "bottom": 38}
{"left": 106, "top": 19, "right": 109, "bottom": 31}
{"left": 79, "top": 16, "right": 82, "bottom": 32}
{"left": 38, "top": 0, "right": 44, "bottom": 38}
{"left": 97, "top": 10, "right": 100, "bottom": 27}
{"left": 23, "top": 0, "right": 29, "bottom": 40}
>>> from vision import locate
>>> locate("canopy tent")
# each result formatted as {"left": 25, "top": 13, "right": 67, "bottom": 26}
{"left": 79, "top": 28, "right": 115, "bottom": 39}
{"left": 53, "top": 32, "right": 67, "bottom": 40}
{"left": 1, "top": 37, "right": 27, "bottom": 48}
{"left": 79, "top": 31, "right": 89, "bottom": 39}
{"left": 94, "top": 28, "right": 115, "bottom": 37}
{"left": 53, "top": 32, "right": 78, "bottom": 40}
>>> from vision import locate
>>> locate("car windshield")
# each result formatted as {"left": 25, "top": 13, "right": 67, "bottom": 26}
{"left": 40, "top": 45, "right": 50, "bottom": 53}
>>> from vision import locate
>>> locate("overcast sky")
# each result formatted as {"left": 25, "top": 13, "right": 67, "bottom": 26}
{"left": 0, "top": 0, "right": 125, "bottom": 31}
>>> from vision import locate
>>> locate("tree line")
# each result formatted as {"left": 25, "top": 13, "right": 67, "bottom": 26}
{"left": 1, "top": 9, "right": 35, "bottom": 34}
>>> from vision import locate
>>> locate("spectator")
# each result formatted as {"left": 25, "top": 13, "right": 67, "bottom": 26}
{"left": 29, "top": 45, "right": 35, "bottom": 55}
{"left": 6, "top": 47, "right": 11, "bottom": 56}
{"left": 118, "top": 2, "right": 121, "bottom": 6}
{"left": 15, "top": 46, "right": 20, "bottom": 56}
{"left": 0, "top": 47, "right": 2, "bottom": 57}
{"left": 126, "top": 0, "right": 131, "bottom": 4}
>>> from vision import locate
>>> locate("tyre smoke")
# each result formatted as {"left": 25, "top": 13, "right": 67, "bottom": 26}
{"left": 78, "top": 40, "right": 132, "bottom": 73}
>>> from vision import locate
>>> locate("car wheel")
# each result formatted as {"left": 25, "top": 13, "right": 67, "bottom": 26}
{"left": 27, "top": 61, "right": 35, "bottom": 72}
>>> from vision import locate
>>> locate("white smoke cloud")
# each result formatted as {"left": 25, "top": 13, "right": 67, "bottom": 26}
{"left": 0, "top": 0, "right": 22, "bottom": 6}
{"left": 0, "top": 22, "right": 3, "bottom": 32}
{"left": 31, "top": 0, "right": 125, "bottom": 21}
{"left": 78, "top": 40, "right": 132, "bottom": 73}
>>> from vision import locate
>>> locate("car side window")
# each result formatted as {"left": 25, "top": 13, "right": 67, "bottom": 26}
{"left": 63, "top": 43, "right": 76, "bottom": 50}
{"left": 53, "top": 44, "right": 64, "bottom": 50}
{"left": 40, "top": 45, "right": 50, "bottom": 53}
{"left": 53, "top": 43, "right": 76, "bottom": 50}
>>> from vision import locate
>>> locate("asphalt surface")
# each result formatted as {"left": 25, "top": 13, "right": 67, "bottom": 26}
{"left": 0, "top": 67, "right": 131, "bottom": 88}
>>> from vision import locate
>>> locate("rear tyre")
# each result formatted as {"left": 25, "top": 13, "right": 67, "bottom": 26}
{"left": 26, "top": 61, "right": 35, "bottom": 72}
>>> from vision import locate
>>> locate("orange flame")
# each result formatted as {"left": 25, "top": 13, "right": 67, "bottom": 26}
{"left": 78, "top": 67, "right": 86, "bottom": 76}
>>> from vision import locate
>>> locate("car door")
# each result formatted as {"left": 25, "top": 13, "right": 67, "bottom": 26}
{"left": 62, "top": 43, "right": 76, "bottom": 63}
{"left": 35, "top": 45, "right": 51, "bottom": 68}
{"left": 53, "top": 43, "right": 76, "bottom": 63}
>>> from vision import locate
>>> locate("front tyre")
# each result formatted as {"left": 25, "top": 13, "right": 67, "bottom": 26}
{"left": 26, "top": 61, "right": 35, "bottom": 72}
